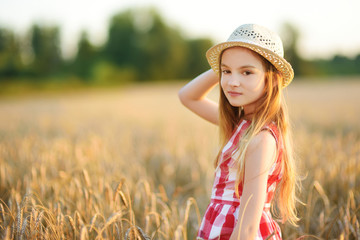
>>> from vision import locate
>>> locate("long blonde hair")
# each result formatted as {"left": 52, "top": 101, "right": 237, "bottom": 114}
{"left": 216, "top": 52, "right": 299, "bottom": 226}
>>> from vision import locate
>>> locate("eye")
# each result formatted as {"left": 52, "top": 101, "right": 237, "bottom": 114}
{"left": 221, "top": 69, "right": 231, "bottom": 74}
{"left": 243, "top": 71, "right": 252, "bottom": 76}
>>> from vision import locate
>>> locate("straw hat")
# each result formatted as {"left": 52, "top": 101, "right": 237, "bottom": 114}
{"left": 206, "top": 24, "right": 294, "bottom": 87}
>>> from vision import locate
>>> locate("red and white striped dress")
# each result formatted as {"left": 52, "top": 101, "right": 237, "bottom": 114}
{"left": 197, "top": 119, "right": 283, "bottom": 240}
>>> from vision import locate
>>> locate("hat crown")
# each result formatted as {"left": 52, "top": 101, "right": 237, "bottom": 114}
{"left": 227, "top": 24, "right": 284, "bottom": 58}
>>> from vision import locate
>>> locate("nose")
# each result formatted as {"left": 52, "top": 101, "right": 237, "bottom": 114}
{"left": 228, "top": 75, "right": 241, "bottom": 87}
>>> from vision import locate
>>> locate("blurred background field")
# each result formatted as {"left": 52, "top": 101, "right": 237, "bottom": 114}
{"left": 0, "top": 78, "right": 359, "bottom": 239}
{"left": 1, "top": 0, "right": 360, "bottom": 239}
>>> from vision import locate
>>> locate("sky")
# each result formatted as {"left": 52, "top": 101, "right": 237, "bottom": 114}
{"left": 0, "top": 0, "right": 359, "bottom": 60}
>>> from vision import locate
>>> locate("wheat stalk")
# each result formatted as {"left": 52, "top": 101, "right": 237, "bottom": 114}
{"left": 158, "top": 184, "right": 168, "bottom": 202}
{"left": 80, "top": 225, "right": 88, "bottom": 240}
{"left": 104, "top": 183, "right": 113, "bottom": 207}
{"left": 174, "top": 225, "right": 184, "bottom": 240}
{"left": 144, "top": 211, "right": 162, "bottom": 234}
{"left": 29, "top": 208, "right": 36, "bottom": 238}
{"left": 89, "top": 213, "right": 104, "bottom": 232}
{"left": 160, "top": 210, "right": 171, "bottom": 239}
{"left": 0, "top": 164, "right": 6, "bottom": 188}
{"left": 183, "top": 197, "right": 201, "bottom": 228}
{"left": 347, "top": 190, "right": 356, "bottom": 211}
{"left": 16, "top": 200, "right": 23, "bottom": 238}
{"left": 82, "top": 187, "right": 90, "bottom": 209}
{"left": 3, "top": 226, "right": 11, "bottom": 240}
{"left": 96, "top": 211, "right": 122, "bottom": 239}
{"left": 66, "top": 215, "right": 76, "bottom": 237}
{"left": 125, "top": 225, "right": 151, "bottom": 240}
{"left": 136, "top": 179, "right": 152, "bottom": 200}
{"left": 82, "top": 169, "right": 91, "bottom": 188}
{"left": 0, "top": 203, "right": 7, "bottom": 227}
{"left": 19, "top": 217, "right": 27, "bottom": 240}
{"left": 44, "top": 227, "right": 50, "bottom": 239}
{"left": 20, "top": 194, "right": 29, "bottom": 209}
{"left": 113, "top": 178, "right": 126, "bottom": 201}
{"left": 11, "top": 221, "right": 15, "bottom": 239}
{"left": 313, "top": 181, "right": 330, "bottom": 212}
{"left": 75, "top": 210, "right": 83, "bottom": 230}
{"left": 118, "top": 191, "right": 129, "bottom": 208}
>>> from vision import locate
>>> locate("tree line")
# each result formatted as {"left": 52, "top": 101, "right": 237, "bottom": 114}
{"left": 280, "top": 23, "right": 360, "bottom": 77}
{"left": 0, "top": 7, "right": 359, "bottom": 85}
{"left": 0, "top": 8, "right": 213, "bottom": 84}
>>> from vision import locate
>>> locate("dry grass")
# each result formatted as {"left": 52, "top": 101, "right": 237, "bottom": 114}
{"left": 0, "top": 78, "right": 359, "bottom": 239}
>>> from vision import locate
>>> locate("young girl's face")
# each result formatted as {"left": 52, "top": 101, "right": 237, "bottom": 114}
{"left": 220, "top": 47, "right": 266, "bottom": 114}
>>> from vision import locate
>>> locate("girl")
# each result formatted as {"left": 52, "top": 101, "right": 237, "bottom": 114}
{"left": 178, "top": 24, "right": 299, "bottom": 239}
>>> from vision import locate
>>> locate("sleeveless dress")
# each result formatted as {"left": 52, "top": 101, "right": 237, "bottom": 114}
{"left": 197, "top": 119, "right": 283, "bottom": 240}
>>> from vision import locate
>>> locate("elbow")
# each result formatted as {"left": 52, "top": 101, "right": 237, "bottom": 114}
{"left": 178, "top": 88, "right": 188, "bottom": 106}
{"left": 240, "top": 226, "right": 257, "bottom": 239}
{"left": 244, "top": 226, "right": 257, "bottom": 239}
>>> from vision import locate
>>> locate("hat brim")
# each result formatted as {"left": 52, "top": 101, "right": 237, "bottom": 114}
{"left": 206, "top": 41, "right": 294, "bottom": 88}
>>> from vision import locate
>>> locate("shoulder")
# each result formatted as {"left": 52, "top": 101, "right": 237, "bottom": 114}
{"left": 261, "top": 122, "right": 280, "bottom": 143}
{"left": 247, "top": 130, "right": 277, "bottom": 155}
{"left": 244, "top": 130, "right": 277, "bottom": 175}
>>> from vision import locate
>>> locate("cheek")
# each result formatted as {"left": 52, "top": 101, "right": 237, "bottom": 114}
{"left": 247, "top": 75, "right": 265, "bottom": 91}
{"left": 220, "top": 77, "right": 226, "bottom": 89}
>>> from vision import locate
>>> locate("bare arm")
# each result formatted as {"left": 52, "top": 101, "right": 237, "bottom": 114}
{"left": 230, "top": 131, "right": 277, "bottom": 240}
{"left": 178, "top": 69, "right": 219, "bottom": 125}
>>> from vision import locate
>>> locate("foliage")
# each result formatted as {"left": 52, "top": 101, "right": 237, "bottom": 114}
{"left": 280, "top": 22, "right": 360, "bottom": 77}
{"left": 0, "top": 28, "right": 23, "bottom": 78}
{"left": 29, "top": 24, "right": 63, "bottom": 76}
{"left": 0, "top": 8, "right": 359, "bottom": 87}
{"left": 0, "top": 7, "right": 214, "bottom": 85}
{"left": 103, "top": 8, "right": 190, "bottom": 81}
{"left": 72, "top": 31, "right": 98, "bottom": 80}
{"left": 311, "top": 55, "right": 360, "bottom": 76}
{"left": 182, "top": 38, "right": 214, "bottom": 78}
{"left": 281, "top": 22, "right": 303, "bottom": 75}
{"left": 91, "top": 61, "right": 137, "bottom": 85}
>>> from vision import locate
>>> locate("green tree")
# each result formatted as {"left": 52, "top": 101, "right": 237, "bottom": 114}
{"left": 103, "top": 7, "right": 188, "bottom": 81}
{"left": 0, "top": 27, "right": 23, "bottom": 78}
{"left": 183, "top": 38, "right": 213, "bottom": 78}
{"left": 355, "top": 54, "right": 360, "bottom": 74}
{"left": 329, "top": 55, "right": 358, "bottom": 75}
{"left": 280, "top": 22, "right": 304, "bottom": 75}
{"left": 103, "top": 10, "right": 138, "bottom": 68}
{"left": 138, "top": 11, "right": 187, "bottom": 80}
{"left": 30, "top": 24, "right": 62, "bottom": 76}
{"left": 73, "top": 31, "right": 97, "bottom": 80}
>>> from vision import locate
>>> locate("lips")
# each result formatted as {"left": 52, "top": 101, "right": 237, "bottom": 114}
{"left": 227, "top": 91, "right": 243, "bottom": 97}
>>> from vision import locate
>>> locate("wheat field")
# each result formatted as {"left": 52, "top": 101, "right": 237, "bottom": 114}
{"left": 0, "top": 78, "right": 359, "bottom": 239}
